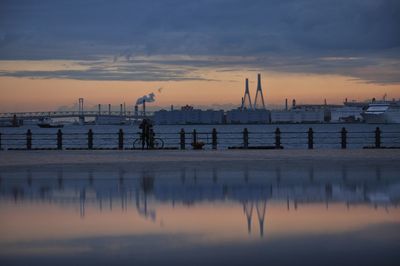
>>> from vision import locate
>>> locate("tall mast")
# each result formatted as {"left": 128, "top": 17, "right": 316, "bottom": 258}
{"left": 241, "top": 78, "right": 253, "bottom": 110}
{"left": 254, "top": 73, "right": 266, "bottom": 109}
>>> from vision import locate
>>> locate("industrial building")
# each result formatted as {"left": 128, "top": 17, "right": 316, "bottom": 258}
{"left": 271, "top": 108, "right": 325, "bottom": 123}
{"left": 95, "top": 115, "right": 126, "bottom": 125}
{"left": 226, "top": 109, "right": 271, "bottom": 124}
{"left": 154, "top": 105, "right": 224, "bottom": 125}
{"left": 270, "top": 99, "right": 326, "bottom": 123}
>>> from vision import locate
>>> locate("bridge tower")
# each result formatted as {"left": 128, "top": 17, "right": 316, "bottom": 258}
{"left": 241, "top": 78, "right": 253, "bottom": 110}
{"left": 78, "top": 98, "right": 85, "bottom": 124}
{"left": 254, "top": 74, "right": 266, "bottom": 109}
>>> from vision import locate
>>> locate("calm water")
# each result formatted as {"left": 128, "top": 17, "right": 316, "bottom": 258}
{"left": 0, "top": 159, "right": 399, "bottom": 265}
{"left": 1, "top": 123, "right": 400, "bottom": 149}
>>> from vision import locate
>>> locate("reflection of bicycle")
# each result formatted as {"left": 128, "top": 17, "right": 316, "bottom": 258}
{"left": 133, "top": 137, "right": 164, "bottom": 149}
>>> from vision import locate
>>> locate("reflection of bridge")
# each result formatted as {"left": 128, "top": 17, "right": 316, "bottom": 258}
{"left": 243, "top": 200, "right": 267, "bottom": 237}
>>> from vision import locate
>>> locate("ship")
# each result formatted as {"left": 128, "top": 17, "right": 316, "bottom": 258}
{"left": 37, "top": 117, "right": 64, "bottom": 128}
{"left": 361, "top": 100, "right": 400, "bottom": 123}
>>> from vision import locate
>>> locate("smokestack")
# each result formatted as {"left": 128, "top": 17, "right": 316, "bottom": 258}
{"left": 324, "top": 99, "right": 327, "bottom": 105}
{"left": 98, "top": 104, "right": 101, "bottom": 115}
{"left": 78, "top": 98, "right": 84, "bottom": 115}
{"left": 142, "top": 100, "right": 146, "bottom": 117}
{"left": 108, "top": 104, "right": 111, "bottom": 115}
{"left": 285, "top": 99, "right": 288, "bottom": 111}
{"left": 120, "top": 104, "right": 123, "bottom": 116}
{"left": 134, "top": 105, "right": 139, "bottom": 117}
{"left": 123, "top": 102, "right": 126, "bottom": 116}
{"left": 171, "top": 105, "right": 174, "bottom": 111}
{"left": 292, "top": 99, "right": 296, "bottom": 108}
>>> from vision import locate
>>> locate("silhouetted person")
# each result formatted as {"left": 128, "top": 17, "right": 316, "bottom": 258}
{"left": 139, "top": 119, "right": 154, "bottom": 149}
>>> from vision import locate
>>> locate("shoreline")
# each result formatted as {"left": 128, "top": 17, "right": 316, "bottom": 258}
{"left": 1, "top": 149, "right": 400, "bottom": 168}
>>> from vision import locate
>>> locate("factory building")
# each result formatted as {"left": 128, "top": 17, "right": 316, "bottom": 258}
{"left": 270, "top": 99, "right": 326, "bottom": 123}
{"left": 154, "top": 105, "right": 224, "bottom": 125}
{"left": 226, "top": 109, "right": 271, "bottom": 124}
{"left": 95, "top": 115, "right": 126, "bottom": 125}
{"left": 271, "top": 109, "right": 325, "bottom": 123}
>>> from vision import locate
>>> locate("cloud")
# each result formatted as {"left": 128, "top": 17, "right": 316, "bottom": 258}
{"left": 0, "top": 0, "right": 399, "bottom": 83}
{"left": 1, "top": 53, "right": 399, "bottom": 84}
{"left": 0, "top": 58, "right": 210, "bottom": 81}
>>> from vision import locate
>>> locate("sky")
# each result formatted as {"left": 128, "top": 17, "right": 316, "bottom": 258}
{"left": 0, "top": 0, "right": 399, "bottom": 112}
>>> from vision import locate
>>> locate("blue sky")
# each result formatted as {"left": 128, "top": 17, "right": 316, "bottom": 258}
{"left": 0, "top": 0, "right": 399, "bottom": 84}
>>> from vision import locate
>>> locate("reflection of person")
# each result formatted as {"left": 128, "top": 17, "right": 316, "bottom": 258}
{"left": 139, "top": 119, "right": 154, "bottom": 149}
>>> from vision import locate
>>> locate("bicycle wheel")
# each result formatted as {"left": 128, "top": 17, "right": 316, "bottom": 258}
{"left": 133, "top": 138, "right": 142, "bottom": 149}
{"left": 153, "top": 138, "right": 164, "bottom": 149}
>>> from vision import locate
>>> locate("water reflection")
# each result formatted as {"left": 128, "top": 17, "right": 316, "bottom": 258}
{"left": 1, "top": 162, "right": 399, "bottom": 229}
{"left": 0, "top": 160, "right": 399, "bottom": 265}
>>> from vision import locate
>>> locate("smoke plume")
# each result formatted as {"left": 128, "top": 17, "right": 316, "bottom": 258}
{"left": 136, "top": 92, "right": 155, "bottom": 105}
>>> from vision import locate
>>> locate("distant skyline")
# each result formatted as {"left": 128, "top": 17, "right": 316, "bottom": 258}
{"left": 1, "top": 0, "right": 399, "bottom": 112}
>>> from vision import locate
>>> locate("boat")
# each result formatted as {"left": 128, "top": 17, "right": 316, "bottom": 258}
{"left": 361, "top": 100, "right": 400, "bottom": 123}
{"left": 330, "top": 106, "right": 364, "bottom": 123}
{"left": 37, "top": 117, "right": 64, "bottom": 128}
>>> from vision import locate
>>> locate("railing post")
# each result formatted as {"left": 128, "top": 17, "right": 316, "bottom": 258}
{"left": 26, "top": 129, "right": 32, "bottom": 150}
{"left": 149, "top": 128, "right": 154, "bottom": 149}
{"left": 243, "top": 128, "right": 249, "bottom": 149}
{"left": 341, "top": 127, "right": 347, "bottom": 149}
{"left": 88, "top": 129, "right": 93, "bottom": 150}
{"left": 308, "top": 128, "right": 314, "bottom": 149}
{"left": 375, "top": 127, "right": 381, "bottom": 148}
{"left": 275, "top": 128, "right": 281, "bottom": 149}
{"left": 212, "top": 128, "right": 217, "bottom": 150}
{"left": 180, "top": 128, "right": 185, "bottom": 150}
{"left": 57, "top": 129, "right": 63, "bottom": 150}
{"left": 192, "top": 129, "right": 197, "bottom": 146}
{"left": 118, "top": 129, "right": 124, "bottom": 150}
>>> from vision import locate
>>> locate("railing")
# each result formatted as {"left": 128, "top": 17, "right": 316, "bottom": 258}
{"left": 1, "top": 127, "right": 399, "bottom": 150}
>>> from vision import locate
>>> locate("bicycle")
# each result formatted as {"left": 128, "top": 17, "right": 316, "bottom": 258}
{"left": 133, "top": 136, "right": 164, "bottom": 149}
